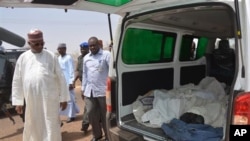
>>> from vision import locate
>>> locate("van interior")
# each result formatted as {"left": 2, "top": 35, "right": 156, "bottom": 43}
{"left": 114, "top": 2, "right": 237, "bottom": 140}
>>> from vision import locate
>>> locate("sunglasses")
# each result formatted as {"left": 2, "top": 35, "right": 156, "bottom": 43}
{"left": 29, "top": 42, "right": 45, "bottom": 47}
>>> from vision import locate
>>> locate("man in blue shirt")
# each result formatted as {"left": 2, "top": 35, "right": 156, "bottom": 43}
{"left": 82, "top": 36, "right": 110, "bottom": 141}
{"left": 58, "top": 43, "right": 80, "bottom": 123}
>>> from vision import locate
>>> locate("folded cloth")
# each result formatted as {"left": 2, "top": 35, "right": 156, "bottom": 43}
{"left": 161, "top": 118, "right": 223, "bottom": 141}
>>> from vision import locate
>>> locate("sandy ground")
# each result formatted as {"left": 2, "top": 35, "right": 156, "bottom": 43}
{"left": 0, "top": 81, "right": 101, "bottom": 141}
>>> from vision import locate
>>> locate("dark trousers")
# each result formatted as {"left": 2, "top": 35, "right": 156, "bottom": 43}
{"left": 85, "top": 95, "right": 107, "bottom": 138}
{"left": 79, "top": 79, "right": 89, "bottom": 129}
{"left": 82, "top": 104, "right": 89, "bottom": 129}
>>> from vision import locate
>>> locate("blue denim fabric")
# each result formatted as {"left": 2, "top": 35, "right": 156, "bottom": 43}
{"left": 161, "top": 118, "right": 223, "bottom": 141}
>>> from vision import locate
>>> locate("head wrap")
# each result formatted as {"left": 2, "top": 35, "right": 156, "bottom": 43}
{"left": 27, "top": 29, "right": 43, "bottom": 42}
{"left": 80, "top": 42, "right": 88, "bottom": 48}
{"left": 58, "top": 43, "right": 67, "bottom": 48}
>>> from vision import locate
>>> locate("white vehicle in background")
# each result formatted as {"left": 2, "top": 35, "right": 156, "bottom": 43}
{"left": 1, "top": 0, "right": 250, "bottom": 141}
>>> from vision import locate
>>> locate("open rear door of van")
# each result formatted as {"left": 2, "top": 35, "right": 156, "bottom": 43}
{"left": 0, "top": 0, "right": 218, "bottom": 16}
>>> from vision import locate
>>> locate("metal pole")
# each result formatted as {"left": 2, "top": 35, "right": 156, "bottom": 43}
{"left": 108, "top": 13, "right": 113, "bottom": 50}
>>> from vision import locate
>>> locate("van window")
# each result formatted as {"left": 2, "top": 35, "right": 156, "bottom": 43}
{"left": 122, "top": 28, "right": 176, "bottom": 64}
{"left": 179, "top": 35, "right": 208, "bottom": 61}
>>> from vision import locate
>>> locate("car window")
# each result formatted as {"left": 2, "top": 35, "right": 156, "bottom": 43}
{"left": 122, "top": 28, "right": 176, "bottom": 64}
{"left": 5, "top": 51, "right": 25, "bottom": 65}
{"left": 0, "top": 56, "right": 5, "bottom": 77}
{"left": 179, "top": 35, "right": 208, "bottom": 61}
{"left": 0, "top": 55, "right": 12, "bottom": 87}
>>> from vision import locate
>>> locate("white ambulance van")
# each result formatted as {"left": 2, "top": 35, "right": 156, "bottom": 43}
{"left": 1, "top": 0, "right": 250, "bottom": 141}
{"left": 105, "top": 1, "right": 250, "bottom": 141}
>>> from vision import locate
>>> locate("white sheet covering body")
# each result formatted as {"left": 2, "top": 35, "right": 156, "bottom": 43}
{"left": 12, "top": 49, "right": 70, "bottom": 141}
{"left": 134, "top": 77, "right": 227, "bottom": 128}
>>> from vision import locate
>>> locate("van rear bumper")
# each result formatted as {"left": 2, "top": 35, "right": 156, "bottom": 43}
{"left": 109, "top": 126, "right": 144, "bottom": 141}
{"left": 106, "top": 112, "right": 144, "bottom": 141}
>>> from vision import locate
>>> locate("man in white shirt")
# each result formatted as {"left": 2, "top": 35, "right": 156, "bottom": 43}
{"left": 58, "top": 43, "right": 80, "bottom": 123}
{"left": 12, "top": 29, "right": 70, "bottom": 141}
{"left": 82, "top": 36, "right": 110, "bottom": 141}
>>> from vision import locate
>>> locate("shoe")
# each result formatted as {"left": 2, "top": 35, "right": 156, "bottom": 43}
{"left": 66, "top": 117, "right": 75, "bottom": 123}
{"left": 90, "top": 136, "right": 102, "bottom": 141}
{"left": 81, "top": 123, "right": 89, "bottom": 132}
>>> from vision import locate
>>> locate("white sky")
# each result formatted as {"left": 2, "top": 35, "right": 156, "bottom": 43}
{"left": 0, "top": 7, "right": 121, "bottom": 54}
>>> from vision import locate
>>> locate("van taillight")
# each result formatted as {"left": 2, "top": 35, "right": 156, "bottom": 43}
{"left": 106, "top": 77, "right": 112, "bottom": 113}
{"left": 233, "top": 92, "right": 250, "bottom": 125}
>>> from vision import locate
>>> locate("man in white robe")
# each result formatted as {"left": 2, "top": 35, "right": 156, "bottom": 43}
{"left": 12, "top": 29, "right": 70, "bottom": 141}
{"left": 57, "top": 43, "right": 80, "bottom": 123}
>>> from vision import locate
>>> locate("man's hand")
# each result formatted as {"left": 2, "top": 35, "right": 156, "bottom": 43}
{"left": 81, "top": 91, "right": 85, "bottom": 100}
{"left": 81, "top": 94, "right": 85, "bottom": 100}
{"left": 72, "top": 81, "right": 76, "bottom": 88}
{"left": 15, "top": 105, "right": 23, "bottom": 114}
{"left": 60, "top": 102, "right": 67, "bottom": 111}
{"left": 69, "top": 84, "right": 74, "bottom": 90}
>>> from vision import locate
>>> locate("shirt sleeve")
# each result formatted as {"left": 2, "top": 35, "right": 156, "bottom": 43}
{"left": 68, "top": 56, "right": 75, "bottom": 84}
{"left": 81, "top": 56, "right": 87, "bottom": 92}
{"left": 55, "top": 56, "right": 70, "bottom": 102}
{"left": 76, "top": 57, "right": 80, "bottom": 72}
{"left": 105, "top": 51, "right": 111, "bottom": 67}
{"left": 12, "top": 56, "right": 24, "bottom": 106}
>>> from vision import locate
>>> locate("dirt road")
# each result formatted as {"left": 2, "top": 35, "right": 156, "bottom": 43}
{"left": 0, "top": 84, "right": 96, "bottom": 141}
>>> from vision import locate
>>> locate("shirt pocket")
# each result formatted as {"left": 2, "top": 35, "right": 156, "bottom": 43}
{"left": 97, "top": 59, "right": 105, "bottom": 72}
